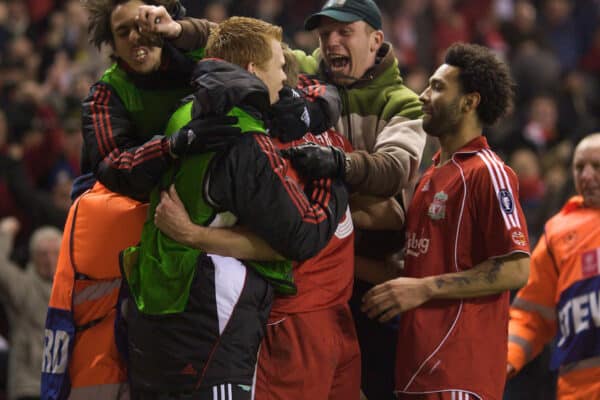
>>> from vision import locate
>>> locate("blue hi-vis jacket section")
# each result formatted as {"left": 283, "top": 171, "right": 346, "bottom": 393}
{"left": 41, "top": 307, "right": 75, "bottom": 400}
{"left": 552, "top": 275, "right": 600, "bottom": 370}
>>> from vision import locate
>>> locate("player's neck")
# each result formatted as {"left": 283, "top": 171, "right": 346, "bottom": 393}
{"left": 438, "top": 121, "right": 481, "bottom": 165}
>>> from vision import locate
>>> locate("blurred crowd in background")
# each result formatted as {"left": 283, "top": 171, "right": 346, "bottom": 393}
{"left": 0, "top": 0, "right": 598, "bottom": 398}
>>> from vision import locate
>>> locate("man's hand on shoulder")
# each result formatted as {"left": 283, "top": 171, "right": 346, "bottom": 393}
{"left": 167, "top": 115, "right": 242, "bottom": 158}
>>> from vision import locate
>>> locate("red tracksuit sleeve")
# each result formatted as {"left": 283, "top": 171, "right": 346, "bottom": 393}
{"left": 297, "top": 74, "right": 341, "bottom": 135}
{"left": 81, "top": 82, "right": 172, "bottom": 200}
{"left": 208, "top": 133, "right": 348, "bottom": 261}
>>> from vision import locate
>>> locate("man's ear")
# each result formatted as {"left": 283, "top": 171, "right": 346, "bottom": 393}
{"left": 246, "top": 62, "right": 256, "bottom": 74}
{"left": 462, "top": 92, "right": 481, "bottom": 112}
{"left": 370, "top": 30, "right": 384, "bottom": 52}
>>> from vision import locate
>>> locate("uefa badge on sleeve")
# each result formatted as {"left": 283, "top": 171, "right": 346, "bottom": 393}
{"left": 428, "top": 191, "right": 448, "bottom": 220}
{"left": 499, "top": 189, "right": 514, "bottom": 214}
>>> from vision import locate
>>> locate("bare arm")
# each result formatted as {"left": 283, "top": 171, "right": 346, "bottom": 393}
{"left": 361, "top": 252, "right": 530, "bottom": 322}
{"left": 350, "top": 194, "right": 405, "bottom": 230}
{"left": 155, "top": 185, "right": 284, "bottom": 261}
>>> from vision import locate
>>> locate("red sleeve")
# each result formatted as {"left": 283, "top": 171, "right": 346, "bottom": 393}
{"left": 81, "top": 82, "right": 172, "bottom": 200}
{"left": 473, "top": 149, "right": 530, "bottom": 258}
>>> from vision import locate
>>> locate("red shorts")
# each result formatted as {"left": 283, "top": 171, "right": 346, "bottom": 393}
{"left": 255, "top": 304, "right": 361, "bottom": 400}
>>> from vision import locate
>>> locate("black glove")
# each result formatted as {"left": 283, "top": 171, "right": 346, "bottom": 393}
{"left": 280, "top": 143, "right": 346, "bottom": 180}
{"left": 168, "top": 115, "right": 241, "bottom": 158}
{"left": 270, "top": 87, "right": 311, "bottom": 142}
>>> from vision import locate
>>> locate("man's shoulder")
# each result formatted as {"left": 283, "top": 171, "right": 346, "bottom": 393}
{"left": 545, "top": 196, "right": 595, "bottom": 234}
{"left": 368, "top": 56, "right": 423, "bottom": 120}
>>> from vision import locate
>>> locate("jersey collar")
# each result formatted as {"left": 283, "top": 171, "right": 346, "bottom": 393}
{"left": 432, "top": 135, "right": 490, "bottom": 166}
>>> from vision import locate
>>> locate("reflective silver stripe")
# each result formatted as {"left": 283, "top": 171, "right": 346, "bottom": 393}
{"left": 69, "top": 383, "right": 129, "bottom": 399}
{"left": 73, "top": 278, "right": 122, "bottom": 306}
{"left": 512, "top": 297, "right": 556, "bottom": 321}
{"left": 559, "top": 355, "right": 600, "bottom": 375}
{"left": 508, "top": 334, "right": 533, "bottom": 362}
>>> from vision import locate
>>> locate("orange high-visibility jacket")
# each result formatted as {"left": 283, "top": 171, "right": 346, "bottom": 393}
{"left": 508, "top": 196, "right": 600, "bottom": 400}
{"left": 41, "top": 182, "right": 147, "bottom": 400}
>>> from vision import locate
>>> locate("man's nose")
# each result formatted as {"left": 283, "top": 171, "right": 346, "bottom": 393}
{"left": 581, "top": 164, "right": 596, "bottom": 179}
{"left": 419, "top": 88, "right": 430, "bottom": 103}
{"left": 324, "top": 32, "right": 342, "bottom": 48}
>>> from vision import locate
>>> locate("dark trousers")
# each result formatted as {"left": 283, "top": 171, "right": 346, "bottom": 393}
{"left": 350, "top": 279, "right": 398, "bottom": 400}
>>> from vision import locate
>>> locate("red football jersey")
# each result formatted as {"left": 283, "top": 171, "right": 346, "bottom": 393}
{"left": 272, "top": 130, "right": 355, "bottom": 314}
{"left": 396, "top": 136, "right": 530, "bottom": 400}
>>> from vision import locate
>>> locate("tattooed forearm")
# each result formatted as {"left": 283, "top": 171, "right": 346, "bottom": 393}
{"left": 434, "top": 259, "right": 505, "bottom": 289}
{"left": 428, "top": 255, "right": 528, "bottom": 299}
{"left": 435, "top": 276, "right": 471, "bottom": 288}
{"left": 485, "top": 258, "right": 504, "bottom": 283}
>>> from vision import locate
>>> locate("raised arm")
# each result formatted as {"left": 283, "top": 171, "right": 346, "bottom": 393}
{"left": 0, "top": 218, "right": 26, "bottom": 310}
{"left": 350, "top": 194, "right": 405, "bottom": 230}
{"left": 135, "top": 4, "right": 214, "bottom": 51}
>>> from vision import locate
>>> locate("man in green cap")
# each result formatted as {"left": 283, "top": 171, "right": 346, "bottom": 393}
{"left": 285, "top": 1, "right": 426, "bottom": 398}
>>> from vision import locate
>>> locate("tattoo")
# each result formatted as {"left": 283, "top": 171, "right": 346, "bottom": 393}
{"left": 434, "top": 259, "right": 504, "bottom": 288}
{"left": 486, "top": 258, "right": 504, "bottom": 283}
{"left": 435, "top": 276, "right": 471, "bottom": 288}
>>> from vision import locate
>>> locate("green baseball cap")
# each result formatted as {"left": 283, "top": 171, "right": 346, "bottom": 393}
{"left": 304, "top": 0, "right": 382, "bottom": 31}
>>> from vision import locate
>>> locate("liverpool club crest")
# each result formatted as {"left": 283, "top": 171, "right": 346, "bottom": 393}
{"left": 428, "top": 191, "right": 448, "bottom": 220}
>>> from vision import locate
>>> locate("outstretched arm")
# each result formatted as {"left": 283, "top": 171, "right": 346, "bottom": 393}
{"left": 154, "top": 185, "right": 284, "bottom": 261}
{"left": 350, "top": 194, "right": 404, "bottom": 230}
{"left": 362, "top": 252, "right": 530, "bottom": 322}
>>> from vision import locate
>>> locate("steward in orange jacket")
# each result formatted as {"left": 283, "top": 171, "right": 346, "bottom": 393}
{"left": 42, "top": 182, "right": 147, "bottom": 399}
{"left": 508, "top": 134, "right": 600, "bottom": 400}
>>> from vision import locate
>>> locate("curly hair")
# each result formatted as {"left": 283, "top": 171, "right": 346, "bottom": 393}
{"left": 444, "top": 43, "right": 515, "bottom": 126}
{"left": 82, "top": 0, "right": 179, "bottom": 49}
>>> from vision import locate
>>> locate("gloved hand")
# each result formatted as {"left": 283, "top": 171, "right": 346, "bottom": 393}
{"left": 280, "top": 143, "right": 346, "bottom": 180}
{"left": 270, "top": 87, "right": 311, "bottom": 143}
{"left": 168, "top": 115, "right": 241, "bottom": 158}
